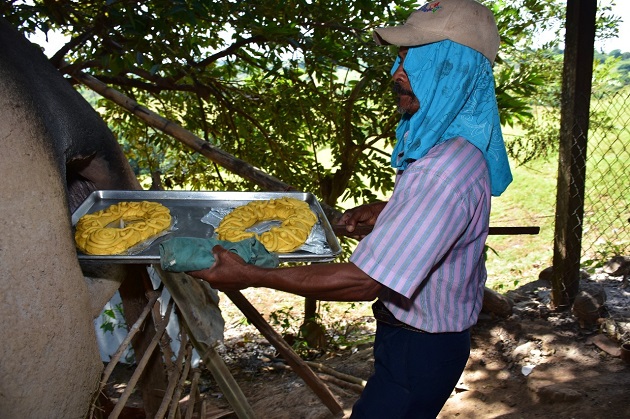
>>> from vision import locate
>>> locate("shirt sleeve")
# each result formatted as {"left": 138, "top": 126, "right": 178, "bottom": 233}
{"left": 350, "top": 163, "right": 472, "bottom": 300}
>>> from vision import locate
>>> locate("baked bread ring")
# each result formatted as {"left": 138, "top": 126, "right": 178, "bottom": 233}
{"left": 75, "top": 201, "right": 171, "bottom": 255}
{"left": 215, "top": 197, "right": 317, "bottom": 252}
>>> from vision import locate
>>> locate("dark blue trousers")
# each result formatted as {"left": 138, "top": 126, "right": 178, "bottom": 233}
{"left": 350, "top": 315, "right": 470, "bottom": 419}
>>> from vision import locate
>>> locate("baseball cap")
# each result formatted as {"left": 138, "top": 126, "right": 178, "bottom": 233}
{"left": 373, "top": 0, "right": 500, "bottom": 63}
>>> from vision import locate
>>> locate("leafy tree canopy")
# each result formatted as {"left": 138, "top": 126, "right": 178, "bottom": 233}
{"left": 0, "top": 0, "right": 621, "bottom": 210}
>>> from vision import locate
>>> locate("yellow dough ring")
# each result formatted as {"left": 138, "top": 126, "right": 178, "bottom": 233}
{"left": 75, "top": 201, "right": 172, "bottom": 255}
{"left": 215, "top": 197, "right": 317, "bottom": 253}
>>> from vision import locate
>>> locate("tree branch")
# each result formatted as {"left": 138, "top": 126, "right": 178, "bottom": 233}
{"left": 195, "top": 35, "right": 266, "bottom": 69}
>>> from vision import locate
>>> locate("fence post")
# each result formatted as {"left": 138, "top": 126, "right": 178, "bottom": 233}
{"left": 552, "top": 0, "right": 597, "bottom": 309}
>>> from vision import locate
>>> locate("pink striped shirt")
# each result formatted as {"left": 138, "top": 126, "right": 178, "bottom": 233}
{"left": 350, "top": 137, "right": 491, "bottom": 332}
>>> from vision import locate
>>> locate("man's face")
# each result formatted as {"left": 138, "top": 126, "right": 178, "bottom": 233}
{"left": 392, "top": 47, "right": 420, "bottom": 115}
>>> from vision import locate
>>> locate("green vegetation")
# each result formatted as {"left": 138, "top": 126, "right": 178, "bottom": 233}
{"left": 268, "top": 301, "right": 375, "bottom": 355}
{"left": 596, "top": 49, "right": 630, "bottom": 86}
{"left": 484, "top": 159, "right": 557, "bottom": 291}
{"left": 486, "top": 85, "right": 630, "bottom": 292}
{"left": 99, "top": 302, "right": 126, "bottom": 334}
{"left": 5, "top": 0, "right": 609, "bottom": 207}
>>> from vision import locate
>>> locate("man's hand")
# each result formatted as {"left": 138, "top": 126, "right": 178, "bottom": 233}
{"left": 188, "top": 245, "right": 252, "bottom": 291}
{"left": 338, "top": 201, "right": 387, "bottom": 238}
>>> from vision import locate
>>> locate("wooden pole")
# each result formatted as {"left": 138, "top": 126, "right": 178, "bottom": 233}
{"left": 552, "top": 0, "right": 596, "bottom": 310}
{"left": 193, "top": 342, "right": 256, "bottom": 419}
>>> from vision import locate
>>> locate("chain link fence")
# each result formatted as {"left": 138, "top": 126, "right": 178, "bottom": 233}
{"left": 582, "top": 86, "right": 630, "bottom": 261}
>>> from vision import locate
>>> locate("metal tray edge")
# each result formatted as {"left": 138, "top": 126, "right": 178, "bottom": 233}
{"left": 73, "top": 190, "right": 342, "bottom": 263}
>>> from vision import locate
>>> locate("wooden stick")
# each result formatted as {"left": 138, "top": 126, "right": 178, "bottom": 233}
{"left": 184, "top": 369, "right": 202, "bottom": 419}
{"left": 488, "top": 226, "right": 540, "bottom": 235}
{"left": 168, "top": 344, "right": 193, "bottom": 419}
{"left": 304, "top": 361, "right": 367, "bottom": 387}
{"left": 194, "top": 342, "right": 256, "bottom": 419}
{"left": 332, "top": 224, "right": 540, "bottom": 237}
{"left": 109, "top": 298, "right": 174, "bottom": 419}
{"left": 200, "top": 399, "right": 209, "bottom": 419}
{"left": 224, "top": 290, "right": 343, "bottom": 416}
{"left": 316, "top": 374, "right": 365, "bottom": 395}
{"left": 155, "top": 332, "right": 189, "bottom": 419}
{"left": 153, "top": 302, "right": 177, "bottom": 373}
{"left": 89, "top": 289, "right": 162, "bottom": 418}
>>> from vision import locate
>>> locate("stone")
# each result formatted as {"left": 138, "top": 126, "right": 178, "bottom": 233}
{"left": 603, "top": 255, "right": 630, "bottom": 276}
{"left": 586, "top": 333, "right": 622, "bottom": 357}
{"left": 513, "top": 341, "right": 538, "bottom": 360}
{"left": 535, "top": 384, "right": 583, "bottom": 403}
{"left": 539, "top": 266, "right": 591, "bottom": 284}
{"left": 572, "top": 283, "right": 607, "bottom": 328}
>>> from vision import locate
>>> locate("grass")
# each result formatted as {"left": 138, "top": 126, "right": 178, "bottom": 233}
{"left": 486, "top": 88, "right": 630, "bottom": 291}
{"left": 485, "top": 157, "right": 557, "bottom": 291}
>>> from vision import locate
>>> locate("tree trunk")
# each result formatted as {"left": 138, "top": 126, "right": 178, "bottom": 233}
{"left": 552, "top": 0, "right": 596, "bottom": 310}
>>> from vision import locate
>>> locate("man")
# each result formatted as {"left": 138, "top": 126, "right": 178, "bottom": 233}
{"left": 190, "top": 0, "right": 512, "bottom": 417}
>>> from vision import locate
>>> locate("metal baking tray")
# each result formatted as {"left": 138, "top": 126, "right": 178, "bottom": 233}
{"left": 72, "top": 190, "right": 342, "bottom": 263}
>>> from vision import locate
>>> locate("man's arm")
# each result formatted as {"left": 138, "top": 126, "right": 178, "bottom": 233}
{"left": 188, "top": 245, "right": 382, "bottom": 302}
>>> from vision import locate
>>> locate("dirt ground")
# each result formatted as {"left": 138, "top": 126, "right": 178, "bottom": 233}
{"left": 106, "top": 268, "right": 630, "bottom": 419}
{"left": 168, "top": 265, "right": 629, "bottom": 419}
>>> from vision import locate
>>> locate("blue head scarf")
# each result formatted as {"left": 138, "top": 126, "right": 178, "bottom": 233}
{"left": 391, "top": 40, "right": 512, "bottom": 196}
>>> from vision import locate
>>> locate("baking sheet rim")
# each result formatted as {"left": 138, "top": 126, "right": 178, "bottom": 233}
{"left": 72, "top": 190, "right": 342, "bottom": 263}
